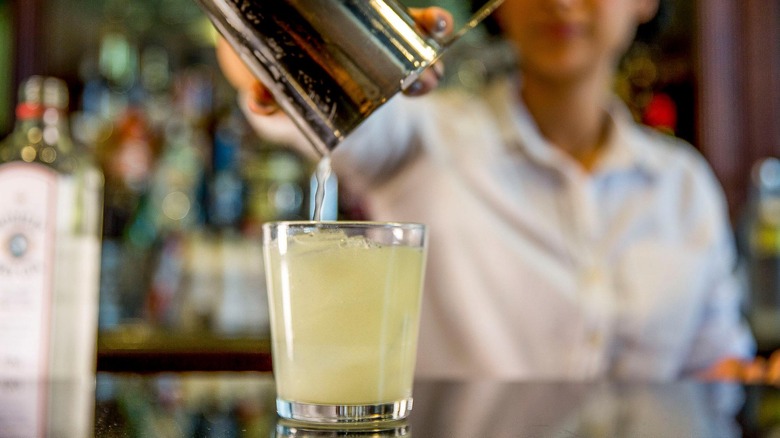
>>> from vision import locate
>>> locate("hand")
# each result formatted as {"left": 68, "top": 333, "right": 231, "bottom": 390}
{"left": 699, "top": 350, "right": 780, "bottom": 385}
{"left": 215, "top": 7, "right": 454, "bottom": 115}
{"left": 402, "top": 7, "right": 453, "bottom": 96}
{"left": 215, "top": 37, "right": 280, "bottom": 115}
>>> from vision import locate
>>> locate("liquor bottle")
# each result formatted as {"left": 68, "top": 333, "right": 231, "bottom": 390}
{"left": 0, "top": 76, "right": 104, "bottom": 380}
{"left": 208, "top": 109, "right": 245, "bottom": 231}
{"left": 745, "top": 158, "right": 780, "bottom": 351}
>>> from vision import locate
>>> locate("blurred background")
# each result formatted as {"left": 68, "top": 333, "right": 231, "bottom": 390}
{"left": 0, "top": 0, "right": 778, "bottom": 367}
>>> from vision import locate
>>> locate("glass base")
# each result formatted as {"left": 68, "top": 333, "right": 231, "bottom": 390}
{"left": 276, "top": 398, "right": 413, "bottom": 426}
{"left": 275, "top": 420, "right": 410, "bottom": 436}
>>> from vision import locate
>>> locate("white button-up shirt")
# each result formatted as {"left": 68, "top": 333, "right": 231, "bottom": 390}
{"left": 243, "top": 79, "right": 755, "bottom": 381}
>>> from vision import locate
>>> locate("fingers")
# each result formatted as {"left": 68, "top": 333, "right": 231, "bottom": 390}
{"left": 700, "top": 353, "right": 780, "bottom": 386}
{"left": 215, "top": 36, "right": 279, "bottom": 115}
{"left": 247, "top": 81, "right": 280, "bottom": 115}
{"left": 409, "top": 6, "right": 454, "bottom": 41}
{"left": 402, "top": 7, "right": 454, "bottom": 97}
{"left": 741, "top": 357, "right": 767, "bottom": 384}
{"left": 215, "top": 37, "right": 257, "bottom": 92}
{"left": 768, "top": 350, "right": 780, "bottom": 384}
{"left": 698, "top": 357, "right": 743, "bottom": 382}
{"left": 404, "top": 62, "right": 445, "bottom": 96}
{"left": 223, "top": 7, "right": 455, "bottom": 106}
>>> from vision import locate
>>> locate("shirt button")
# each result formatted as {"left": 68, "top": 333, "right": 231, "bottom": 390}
{"left": 588, "top": 331, "right": 603, "bottom": 347}
{"left": 583, "top": 266, "right": 606, "bottom": 287}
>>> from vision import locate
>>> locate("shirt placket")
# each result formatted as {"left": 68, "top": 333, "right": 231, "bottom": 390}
{"left": 565, "top": 171, "right": 615, "bottom": 379}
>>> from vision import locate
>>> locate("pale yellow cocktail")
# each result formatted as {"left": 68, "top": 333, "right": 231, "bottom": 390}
{"left": 263, "top": 222, "right": 427, "bottom": 424}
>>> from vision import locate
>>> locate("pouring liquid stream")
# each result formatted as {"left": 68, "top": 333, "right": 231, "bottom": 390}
{"left": 312, "top": 155, "right": 332, "bottom": 222}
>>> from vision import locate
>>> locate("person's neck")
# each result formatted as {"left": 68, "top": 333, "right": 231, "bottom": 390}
{"left": 520, "top": 70, "right": 612, "bottom": 172}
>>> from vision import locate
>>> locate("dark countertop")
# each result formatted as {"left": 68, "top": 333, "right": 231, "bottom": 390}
{"left": 4, "top": 372, "right": 779, "bottom": 437}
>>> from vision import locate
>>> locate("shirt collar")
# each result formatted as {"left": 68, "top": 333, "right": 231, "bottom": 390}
{"left": 487, "top": 78, "right": 664, "bottom": 179}
{"left": 600, "top": 99, "right": 666, "bottom": 176}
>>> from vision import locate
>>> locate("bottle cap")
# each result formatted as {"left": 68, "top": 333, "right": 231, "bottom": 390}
{"left": 18, "top": 76, "right": 43, "bottom": 106}
{"left": 15, "top": 103, "right": 42, "bottom": 120}
{"left": 15, "top": 76, "right": 44, "bottom": 120}
{"left": 42, "top": 77, "right": 69, "bottom": 110}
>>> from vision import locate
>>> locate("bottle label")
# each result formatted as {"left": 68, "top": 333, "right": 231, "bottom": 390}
{"left": 0, "top": 162, "right": 58, "bottom": 379}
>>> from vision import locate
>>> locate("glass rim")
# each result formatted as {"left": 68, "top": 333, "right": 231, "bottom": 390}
{"left": 262, "top": 220, "right": 426, "bottom": 231}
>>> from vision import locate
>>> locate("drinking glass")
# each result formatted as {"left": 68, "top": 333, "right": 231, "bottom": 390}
{"left": 262, "top": 221, "right": 428, "bottom": 426}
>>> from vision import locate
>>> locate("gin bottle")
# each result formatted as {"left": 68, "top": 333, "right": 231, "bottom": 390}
{"left": 0, "top": 76, "right": 104, "bottom": 380}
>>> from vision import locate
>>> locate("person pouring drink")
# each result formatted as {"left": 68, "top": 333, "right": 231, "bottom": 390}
{"left": 216, "top": 0, "right": 780, "bottom": 382}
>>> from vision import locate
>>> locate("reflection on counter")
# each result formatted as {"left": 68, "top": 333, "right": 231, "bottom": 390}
{"left": 412, "top": 380, "right": 747, "bottom": 437}
{"left": 89, "top": 373, "right": 780, "bottom": 437}
{"left": 0, "top": 379, "right": 94, "bottom": 437}
{"left": 274, "top": 421, "right": 410, "bottom": 437}
{"left": 95, "top": 373, "right": 276, "bottom": 436}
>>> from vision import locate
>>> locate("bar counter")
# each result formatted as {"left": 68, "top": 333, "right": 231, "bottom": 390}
{"left": 4, "top": 371, "right": 779, "bottom": 437}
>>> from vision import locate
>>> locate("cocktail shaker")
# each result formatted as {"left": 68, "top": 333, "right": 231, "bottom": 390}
{"left": 194, "top": 0, "right": 504, "bottom": 155}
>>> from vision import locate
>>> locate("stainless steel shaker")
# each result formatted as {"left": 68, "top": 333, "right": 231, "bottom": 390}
{"left": 194, "top": 0, "right": 504, "bottom": 156}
